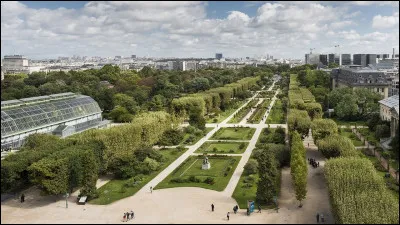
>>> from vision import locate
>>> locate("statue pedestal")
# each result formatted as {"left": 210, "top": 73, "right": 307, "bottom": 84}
{"left": 202, "top": 162, "right": 211, "bottom": 170}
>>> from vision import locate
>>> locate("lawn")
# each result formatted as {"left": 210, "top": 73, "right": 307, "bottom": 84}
{"left": 195, "top": 141, "right": 249, "bottom": 154}
{"left": 206, "top": 99, "right": 246, "bottom": 123}
{"left": 89, "top": 147, "right": 188, "bottom": 205}
{"left": 232, "top": 170, "right": 281, "bottom": 209}
{"left": 266, "top": 99, "right": 285, "bottom": 124}
{"left": 181, "top": 127, "right": 214, "bottom": 145}
{"left": 339, "top": 128, "right": 364, "bottom": 147}
{"left": 155, "top": 155, "right": 241, "bottom": 191}
{"left": 329, "top": 118, "right": 368, "bottom": 127}
{"left": 211, "top": 127, "right": 256, "bottom": 140}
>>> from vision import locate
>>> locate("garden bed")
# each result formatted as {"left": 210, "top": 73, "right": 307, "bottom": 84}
{"left": 211, "top": 127, "right": 256, "bottom": 140}
{"left": 195, "top": 141, "right": 249, "bottom": 154}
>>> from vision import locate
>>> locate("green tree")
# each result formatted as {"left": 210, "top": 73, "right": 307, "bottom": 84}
{"left": 335, "top": 94, "right": 358, "bottom": 120}
{"left": 113, "top": 93, "right": 139, "bottom": 114}
{"left": 256, "top": 151, "right": 278, "bottom": 204}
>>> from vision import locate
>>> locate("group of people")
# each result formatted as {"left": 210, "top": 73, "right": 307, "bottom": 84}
{"left": 211, "top": 203, "right": 262, "bottom": 220}
{"left": 308, "top": 158, "right": 319, "bottom": 168}
{"left": 122, "top": 210, "right": 134, "bottom": 222}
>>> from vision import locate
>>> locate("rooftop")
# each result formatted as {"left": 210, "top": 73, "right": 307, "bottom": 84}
{"left": 378, "top": 95, "right": 399, "bottom": 108}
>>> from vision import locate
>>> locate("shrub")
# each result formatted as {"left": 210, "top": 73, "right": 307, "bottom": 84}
{"left": 375, "top": 124, "right": 390, "bottom": 139}
{"left": 229, "top": 149, "right": 234, "bottom": 153}
{"left": 239, "top": 143, "right": 246, "bottom": 149}
{"left": 213, "top": 118, "right": 218, "bottom": 123}
{"left": 204, "top": 177, "right": 215, "bottom": 185}
{"left": 316, "top": 134, "right": 358, "bottom": 158}
{"left": 226, "top": 166, "right": 232, "bottom": 172}
{"left": 188, "top": 175, "right": 200, "bottom": 183}
{"left": 170, "top": 178, "right": 186, "bottom": 183}
{"left": 243, "top": 159, "right": 258, "bottom": 175}
{"left": 224, "top": 172, "right": 228, "bottom": 177}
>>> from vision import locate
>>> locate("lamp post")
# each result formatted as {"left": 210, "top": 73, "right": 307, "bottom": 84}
{"left": 63, "top": 192, "right": 69, "bottom": 208}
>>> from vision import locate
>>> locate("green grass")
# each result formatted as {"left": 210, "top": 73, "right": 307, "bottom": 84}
{"left": 206, "top": 100, "right": 246, "bottom": 123}
{"left": 155, "top": 155, "right": 241, "bottom": 191}
{"left": 211, "top": 127, "right": 256, "bottom": 140}
{"left": 266, "top": 99, "right": 285, "bottom": 124}
{"left": 329, "top": 118, "right": 368, "bottom": 127}
{"left": 232, "top": 167, "right": 281, "bottom": 209}
{"left": 195, "top": 142, "right": 249, "bottom": 154}
{"left": 89, "top": 147, "right": 187, "bottom": 205}
{"left": 180, "top": 128, "right": 214, "bottom": 145}
{"left": 339, "top": 128, "right": 364, "bottom": 147}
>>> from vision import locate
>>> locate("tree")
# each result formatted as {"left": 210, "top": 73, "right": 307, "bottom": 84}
{"left": 328, "top": 62, "right": 339, "bottom": 68}
{"left": 108, "top": 106, "right": 133, "bottom": 122}
{"left": 243, "top": 159, "right": 258, "bottom": 175}
{"left": 311, "top": 119, "right": 338, "bottom": 142}
{"left": 335, "top": 94, "right": 358, "bottom": 120}
{"left": 113, "top": 93, "right": 139, "bottom": 114}
{"left": 256, "top": 151, "right": 278, "bottom": 204}
{"left": 389, "top": 128, "right": 399, "bottom": 160}
{"left": 375, "top": 124, "right": 390, "bottom": 139}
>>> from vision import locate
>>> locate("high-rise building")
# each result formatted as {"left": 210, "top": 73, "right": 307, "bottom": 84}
{"left": 3, "top": 55, "right": 29, "bottom": 74}
{"left": 319, "top": 54, "right": 328, "bottom": 65}
{"left": 328, "top": 54, "right": 335, "bottom": 64}
{"left": 341, "top": 54, "right": 351, "bottom": 65}
{"left": 353, "top": 54, "right": 367, "bottom": 67}
{"left": 131, "top": 55, "right": 136, "bottom": 59}
{"left": 366, "top": 54, "right": 377, "bottom": 65}
{"left": 215, "top": 53, "right": 223, "bottom": 60}
{"left": 305, "top": 54, "right": 320, "bottom": 65}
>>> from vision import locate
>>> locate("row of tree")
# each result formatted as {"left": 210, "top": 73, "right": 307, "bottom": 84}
{"left": 289, "top": 131, "right": 308, "bottom": 207}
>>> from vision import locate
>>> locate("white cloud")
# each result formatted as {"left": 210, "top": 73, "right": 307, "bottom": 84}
{"left": 372, "top": 12, "right": 399, "bottom": 29}
{"left": 1, "top": 1, "right": 399, "bottom": 59}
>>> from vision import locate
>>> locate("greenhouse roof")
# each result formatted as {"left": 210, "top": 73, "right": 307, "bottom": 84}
{"left": 1, "top": 93, "right": 102, "bottom": 138}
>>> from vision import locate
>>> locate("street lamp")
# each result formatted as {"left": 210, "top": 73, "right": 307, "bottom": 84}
{"left": 63, "top": 192, "right": 69, "bottom": 208}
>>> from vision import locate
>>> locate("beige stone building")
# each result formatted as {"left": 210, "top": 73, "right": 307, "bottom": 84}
{"left": 378, "top": 95, "right": 399, "bottom": 121}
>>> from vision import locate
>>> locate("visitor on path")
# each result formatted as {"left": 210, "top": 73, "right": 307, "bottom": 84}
{"left": 316, "top": 213, "right": 320, "bottom": 223}
{"left": 320, "top": 213, "right": 324, "bottom": 222}
{"left": 308, "top": 143, "right": 309, "bottom": 147}
{"left": 130, "top": 210, "right": 134, "bottom": 219}
{"left": 233, "top": 206, "right": 236, "bottom": 214}
{"left": 235, "top": 205, "right": 239, "bottom": 213}
{"left": 317, "top": 162, "right": 320, "bottom": 167}
{"left": 247, "top": 208, "right": 250, "bottom": 216}
{"left": 227, "top": 212, "right": 230, "bottom": 220}
{"left": 150, "top": 186, "right": 153, "bottom": 194}
{"left": 20, "top": 194, "right": 25, "bottom": 203}
{"left": 123, "top": 213, "right": 126, "bottom": 222}
{"left": 211, "top": 203, "right": 214, "bottom": 212}
{"left": 258, "top": 204, "right": 261, "bottom": 213}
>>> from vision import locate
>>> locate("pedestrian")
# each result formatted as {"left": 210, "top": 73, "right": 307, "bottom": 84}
{"left": 247, "top": 208, "right": 250, "bottom": 216}
{"left": 131, "top": 210, "right": 134, "bottom": 219}
{"left": 308, "top": 143, "right": 309, "bottom": 147}
{"left": 233, "top": 206, "right": 236, "bottom": 214}
{"left": 150, "top": 186, "right": 153, "bottom": 194}
{"left": 227, "top": 212, "right": 230, "bottom": 220}
{"left": 258, "top": 204, "right": 261, "bottom": 213}
{"left": 317, "top": 162, "right": 320, "bottom": 167}
{"left": 20, "top": 194, "right": 25, "bottom": 203}
{"left": 320, "top": 213, "right": 324, "bottom": 223}
{"left": 211, "top": 203, "right": 214, "bottom": 212}
{"left": 123, "top": 213, "right": 126, "bottom": 222}
{"left": 316, "top": 213, "right": 320, "bottom": 223}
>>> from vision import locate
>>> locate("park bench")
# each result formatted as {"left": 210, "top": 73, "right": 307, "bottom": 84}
{"left": 78, "top": 196, "right": 87, "bottom": 205}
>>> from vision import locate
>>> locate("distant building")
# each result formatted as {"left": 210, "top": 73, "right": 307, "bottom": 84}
{"left": 378, "top": 95, "right": 399, "bottom": 121}
{"left": 367, "top": 54, "right": 377, "bottom": 65}
{"left": 215, "top": 53, "right": 223, "bottom": 60}
{"left": 331, "top": 66, "right": 390, "bottom": 98}
{"left": 305, "top": 53, "right": 320, "bottom": 65}
{"left": 319, "top": 54, "right": 328, "bottom": 65}
{"left": 3, "top": 55, "right": 29, "bottom": 74}
{"left": 131, "top": 55, "right": 136, "bottom": 59}
{"left": 328, "top": 54, "right": 335, "bottom": 64}
{"left": 353, "top": 54, "right": 367, "bottom": 67}
{"left": 390, "top": 106, "right": 399, "bottom": 138}
{"left": 341, "top": 54, "right": 351, "bottom": 65}
{"left": 180, "top": 61, "right": 197, "bottom": 71}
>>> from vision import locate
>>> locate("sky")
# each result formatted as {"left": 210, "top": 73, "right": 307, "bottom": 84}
{"left": 1, "top": 1, "right": 399, "bottom": 59}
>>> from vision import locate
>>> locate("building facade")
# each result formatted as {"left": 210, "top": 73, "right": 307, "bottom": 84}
{"left": 390, "top": 106, "right": 399, "bottom": 138}
{"left": 3, "top": 55, "right": 29, "bottom": 74}
{"left": 341, "top": 54, "right": 351, "bottom": 65}
{"left": 378, "top": 95, "right": 399, "bottom": 121}
{"left": 1, "top": 92, "right": 109, "bottom": 151}
{"left": 331, "top": 67, "right": 390, "bottom": 98}
{"left": 215, "top": 53, "right": 223, "bottom": 60}
{"left": 353, "top": 54, "right": 367, "bottom": 67}
{"left": 319, "top": 54, "right": 328, "bottom": 65}
{"left": 366, "top": 54, "right": 377, "bottom": 65}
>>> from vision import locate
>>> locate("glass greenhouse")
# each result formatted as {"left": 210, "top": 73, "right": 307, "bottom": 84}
{"left": 1, "top": 92, "right": 109, "bottom": 151}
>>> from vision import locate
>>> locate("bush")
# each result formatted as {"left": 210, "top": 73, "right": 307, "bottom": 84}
{"left": 243, "top": 159, "right": 258, "bottom": 175}
{"left": 204, "top": 177, "right": 215, "bottom": 185}
{"left": 375, "top": 124, "right": 390, "bottom": 139}
{"left": 226, "top": 166, "right": 232, "bottom": 172}
{"left": 159, "top": 129, "right": 184, "bottom": 145}
{"left": 170, "top": 178, "right": 186, "bottom": 183}
{"left": 316, "top": 134, "right": 358, "bottom": 158}
{"left": 224, "top": 172, "right": 228, "bottom": 177}
{"left": 188, "top": 175, "right": 200, "bottom": 183}
{"left": 184, "top": 125, "right": 196, "bottom": 134}
{"left": 213, "top": 118, "right": 218, "bottom": 123}
{"left": 239, "top": 143, "right": 246, "bottom": 149}
{"left": 229, "top": 149, "right": 234, "bottom": 153}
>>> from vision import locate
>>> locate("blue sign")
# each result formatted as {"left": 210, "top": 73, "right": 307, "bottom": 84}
{"left": 248, "top": 200, "right": 255, "bottom": 213}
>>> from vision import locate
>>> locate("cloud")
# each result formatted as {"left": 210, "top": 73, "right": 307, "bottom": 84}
{"left": 372, "top": 12, "right": 399, "bottom": 29}
{"left": 1, "top": 1, "right": 398, "bottom": 59}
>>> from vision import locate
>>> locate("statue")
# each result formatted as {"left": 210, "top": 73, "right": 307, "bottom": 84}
{"left": 202, "top": 154, "right": 211, "bottom": 170}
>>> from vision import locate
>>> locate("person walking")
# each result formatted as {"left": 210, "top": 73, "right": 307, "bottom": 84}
{"left": 227, "top": 212, "right": 230, "bottom": 221}
{"left": 320, "top": 213, "right": 324, "bottom": 223}
{"left": 211, "top": 203, "right": 214, "bottom": 212}
{"left": 130, "top": 210, "right": 134, "bottom": 219}
{"left": 317, "top": 162, "right": 320, "bottom": 167}
{"left": 20, "top": 194, "right": 25, "bottom": 203}
{"left": 308, "top": 143, "right": 309, "bottom": 147}
{"left": 257, "top": 204, "right": 261, "bottom": 213}
{"left": 150, "top": 186, "right": 153, "bottom": 194}
{"left": 123, "top": 213, "right": 126, "bottom": 222}
{"left": 316, "top": 213, "right": 320, "bottom": 223}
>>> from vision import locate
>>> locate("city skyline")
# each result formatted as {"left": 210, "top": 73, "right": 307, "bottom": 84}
{"left": 1, "top": 1, "right": 399, "bottom": 59}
